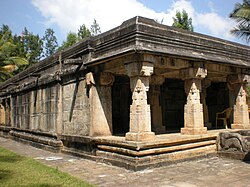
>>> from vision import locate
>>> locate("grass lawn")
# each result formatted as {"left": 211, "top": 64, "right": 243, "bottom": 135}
{"left": 0, "top": 146, "right": 94, "bottom": 187}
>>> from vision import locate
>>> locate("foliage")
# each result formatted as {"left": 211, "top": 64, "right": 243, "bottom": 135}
{"left": 21, "top": 27, "right": 43, "bottom": 64}
{"left": 229, "top": 0, "right": 250, "bottom": 43}
{"left": 78, "top": 24, "right": 91, "bottom": 39}
{"left": 90, "top": 19, "right": 101, "bottom": 36}
{"left": 42, "top": 28, "right": 58, "bottom": 57}
{"left": 172, "top": 10, "right": 194, "bottom": 32}
{"left": 59, "top": 19, "right": 101, "bottom": 50}
{"left": 0, "top": 26, "right": 28, "bottom": 82}
{"left": 59, "top": 32, "right": 78, "bottom": 50}
{"left": 0, "top": 146, "right": 94, "bottom": 186}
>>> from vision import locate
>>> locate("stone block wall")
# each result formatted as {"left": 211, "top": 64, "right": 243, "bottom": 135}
{"left": 62, "top": 79, "right": 90, "bottom": 136}
{"left": 12, "top": 92, "right": 31, "bottom": 129}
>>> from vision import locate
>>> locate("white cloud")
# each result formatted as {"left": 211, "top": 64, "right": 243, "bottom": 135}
{"left": 31, "top": 0, "right": 236, "bottom": 41}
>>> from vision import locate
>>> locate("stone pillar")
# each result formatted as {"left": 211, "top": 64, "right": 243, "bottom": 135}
{"left": 87, "top": 72, "right": 114, "bottom": 136}
{"left": 228, "top": 74, "right": 250, "bottom": 129}
{"left": 180, "top": 67, "right": 207, "bottom": 135}
{"left": 149, "top": 75, "right": 165, "bottom": 134}
{"left": 0, "top": 103, "right": 5, "bottom": 125}
{"left": 125, "top": 62, "right": 155, "bottom": 141}
{"left": 201, "top": 79, "right": 212, "bottom": 129}
{"left": 56, "top": 83, "right": 63, "bottom": 135}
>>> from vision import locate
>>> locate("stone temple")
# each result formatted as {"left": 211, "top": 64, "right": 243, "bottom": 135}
{"left": 0, "top": 16, "right": 250, "bottom": 170}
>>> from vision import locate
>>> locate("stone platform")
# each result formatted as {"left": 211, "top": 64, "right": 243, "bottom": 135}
{"left": 60, "top": 130, "right": 223, "bottom": 170}
{"left": 1, "top": 128, "right": 230, "bottom": 170}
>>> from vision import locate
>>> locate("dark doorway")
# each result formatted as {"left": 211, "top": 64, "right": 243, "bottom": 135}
{"left": 161, "top": 79, "right": 186, "bottom": 132}
{"left": 206, "top": 82, "right": 230, "bottom": 129}
{"left": 112, "top": 76, "right": 131, "bottom": 135}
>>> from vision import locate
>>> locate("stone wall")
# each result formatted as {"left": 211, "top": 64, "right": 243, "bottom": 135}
{"left": 62, "top": 78, "right": 90, "bottom": 136}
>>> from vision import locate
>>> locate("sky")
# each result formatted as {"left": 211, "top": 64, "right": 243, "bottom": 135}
{"left": 0, "top": 0, "right": 247, "bottom": 45}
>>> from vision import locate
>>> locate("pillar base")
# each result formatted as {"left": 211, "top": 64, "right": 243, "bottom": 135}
{"left": 181, "top": 127, "right": 207, "bottom": 135}
{"left": 231, "top": 124, "right": 250, "bottom": 129}
{"left": 125, "top": 132, "right": 155, "bottom": 141}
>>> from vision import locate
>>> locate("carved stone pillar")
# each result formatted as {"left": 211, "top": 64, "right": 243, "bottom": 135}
{"left": 228, "top": 74, "right": 250, "bottom": 129}
{"left": 201, "top": 79, "right": 211, "bottom": 129}
{"left": 149, "top": 75, "right": 165, "bottom": 134}
{"left": 87, "top": 72, "right": 114, "bottom": 136}
{"left": 125, "top": 62, "right": 155, "bottom": 141}
{"left": 180, "top": 67, "right": 207, "bottom": 135}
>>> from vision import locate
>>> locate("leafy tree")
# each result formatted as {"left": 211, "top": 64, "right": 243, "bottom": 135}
{"left": 229, "top": 0, "right": 250, "bottom": 43}
{"left": 42, "top": 28, "right": 58, "bottom": 57}
{"left": 0, "top": 28, "right": 28, "bottom": 82}
{"left": 78, "top": 24, "right": 91, "bottom": 39}
{"left": 59, "top": 32, "right": 78, "bottom": 50}
{"left": 172, "top": 10, "right": 194, "bottom": 32}
{"left": 59, "top": 19, "right": 101, "bottom": 50}
{"left": 22, "top": 27, "right": 43, "bottom": 63}
{"left": 90, "top": 19, "right": 101, "bottom": 36}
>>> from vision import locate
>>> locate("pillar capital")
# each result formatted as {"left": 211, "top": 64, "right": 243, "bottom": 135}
{"left": 227, "top": 74, "right": 250, "bottom": 85}
{"left": 99, "top": 72, "right": 115, "bottom": 86}
{"left": 150, "top": 75, "right": 165, "bottom": 85}
{"left": 86, "top": 72, "right": 95, "bottom": 86}
{"left": 125, "top": 62, "right": 153, "bottom": 77}
{"left": 180, "top": 67, "right": 207, "bottom": 80}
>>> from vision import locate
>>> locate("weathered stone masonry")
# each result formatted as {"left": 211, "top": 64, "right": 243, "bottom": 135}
{"left": 0, "top": 16, "right": 250, "bottom": 169}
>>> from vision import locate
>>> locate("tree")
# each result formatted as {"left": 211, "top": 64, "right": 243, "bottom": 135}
{"left": 59, "top": 19, "right": 101, "bottom": 50}
{"left": 78, "top": 24, "right": 91, "bottom": 40}
{"left": 172, "top": 10, "right": 194, "bottom": 32}
{"left": 90, "top": 19, "right": 101, "bottom": 36}
{"left": 229, "top": 0, "right": 250, "bottom": 43}
{"left": 0, "top": 28, "right": 28, "bottom": 82}
{"left": 42, "top": 28, "right": 58, "bottom": 57}
{"left": 22, "top": 27, "right": 43, "bottom": 63}
{"left": 59, "top": 32, "right": 78, "bottom": 50}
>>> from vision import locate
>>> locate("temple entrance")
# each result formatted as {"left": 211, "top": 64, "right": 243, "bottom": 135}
{"left": 206, "top": 82, "right": 230, "bottom": 129}
{"left": 161, "top": 79, "right": 186, "bottom": 132}
{"left": 112, "top": 76, "right": 131, "bottom": 135}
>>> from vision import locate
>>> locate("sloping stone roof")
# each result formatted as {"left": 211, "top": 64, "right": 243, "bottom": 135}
{"left": 1, "top": 16, "right": 250, "bottom": 93}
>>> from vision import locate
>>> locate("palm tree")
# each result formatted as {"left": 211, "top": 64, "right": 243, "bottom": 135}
{"left": 229, "top": 0, "right": 250, "bottom": 43}
{"left": 0, "top": 33, "right": 28, "bottom": 82}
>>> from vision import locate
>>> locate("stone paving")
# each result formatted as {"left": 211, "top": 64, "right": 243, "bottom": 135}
{"left": 1, "top": 137, "right": 250, "bottom": 187}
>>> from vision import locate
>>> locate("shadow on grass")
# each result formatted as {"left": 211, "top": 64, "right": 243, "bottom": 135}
{"left": 0, "top": 155, "right": 23, "bottom": 163}
{"left": 0, "top": 169, "right": 12, "bottom": 180}
{"left": 27, "top": 184, "right": 62, "bottom": 187}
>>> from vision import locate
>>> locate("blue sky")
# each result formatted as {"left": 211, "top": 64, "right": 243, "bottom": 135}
{"left": 0, "top": 0, "right": 246, "bottom": 45}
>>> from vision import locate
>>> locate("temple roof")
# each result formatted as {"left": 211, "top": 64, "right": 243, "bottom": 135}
{"left": 1, "top": 16, "right": 250, "bottom": 91}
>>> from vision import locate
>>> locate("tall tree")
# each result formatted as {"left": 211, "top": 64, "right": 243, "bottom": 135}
{"left": 90, "top": 19, "right": 101, "bottom": 36}
{"left": 0, "top": 27, "right": 28, "bottom": 82}
{"left": 42, "top": 28, "right": 58, "bottom": 57}
{"left": 22, "top": 27, "right": 43, "bottom": 63}
{"left": 172, "top": 10, "right": 194, "bottom": 32}
{"left": 229, "top": 0, "right": 250, "bottom": 43}
{"left": 78, "top": 24, "right": 91, "bottom": 39}
{"left": 59, "top": 32, "right": 78, "bottom": 50}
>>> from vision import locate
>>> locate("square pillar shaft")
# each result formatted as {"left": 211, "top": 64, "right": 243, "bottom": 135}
{"left": 125, "top": 62, "right": 155, "bottom": 141}
{"left": 87, "top": 72, "right": 114, "bottom": 136}
{"left": 180, "top": 67, "right": 207, "bottom": 135}
{"left": 232, "top": 83, "right": 250, "bottom": 129}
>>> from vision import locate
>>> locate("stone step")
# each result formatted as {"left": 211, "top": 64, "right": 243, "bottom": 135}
{"left": 96, "top": 137, "right": 217, "bottom": 170}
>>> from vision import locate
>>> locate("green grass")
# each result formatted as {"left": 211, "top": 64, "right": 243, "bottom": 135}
{"left": 0, "top": 147, "right": 94, "bottom": 187}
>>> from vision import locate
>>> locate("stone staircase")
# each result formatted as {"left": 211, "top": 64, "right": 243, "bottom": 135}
{"left": 95, "top": 133, "right": 217, "bottom": 170}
